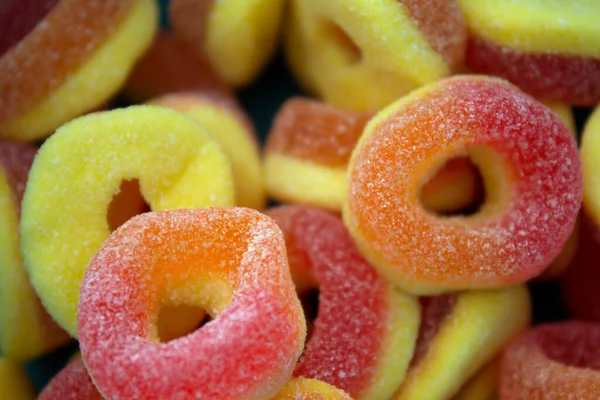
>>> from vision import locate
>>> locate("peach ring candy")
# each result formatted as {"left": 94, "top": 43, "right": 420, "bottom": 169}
{"left": 0, "top": 140, "right": 71, "bottom": 361}
{"left": 123, "top": 31, "right": 233, "bottom": 103}
{"left": 452, "top": 360, "right": 500, "bottom": 400}
{"left": 266, "top": 205, "right": 420, "bottom": 400}
{"left": 265, "top": 97, "right": 483, "bottom": 214}
{"left": 170, "top": 0, "right": 285, "bottom": 86}
{"left": 148, "top": 92, "right": 265, "bottom": 210}
{"left": 284, "top": 0, "right": 467, "bottom": 111}
{"left": 20, "top": 105, "right": 234, "bottom": 337}
{"left": 343, "top": 75, "right": 582, "bottom": 294}
{"left": 273, "top": 378, "right": 354, "bottom": 400}
{"left": 78, "top": 208, "right": 306, "bottom": 399}
{"left": 38, "top": 358, "right": 101, "bottom": 400}
{"left": 561, "top": 215, "right": 600, "bottom": 322}
{"left": 500, "top": 321, "right": 600, "bottom": 399}
{"left": 459, "top": 0, "right": 600, "bottom": 106}
{"left": 392, "top": 286, "right": 529, "bottom": 400}
{"left": 0, "top": 0, "right": 157, "bottom": 141}
{"left": 582, "top": 106, "right": 600, "bottom": 229}
{"left": 0, "top": 358, "right": 36, "bottom": 400}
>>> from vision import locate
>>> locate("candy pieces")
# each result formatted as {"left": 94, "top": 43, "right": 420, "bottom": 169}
{"left": 78, "top": 208, "right": 306, "bottom": 399}
{"left": 170, "top": 0, "right": 285, "bottom": 86}
{"left": 459, "top": 0, "right": 600, "bottom": 106}
{"left": 149, "top": 92, "right": 265, "bottom": 209}
{"left": 582, "top": 106, "right": 600, "bottom": 229}
{"left": 500, "top": 321, "right": 600, "bottom": 399}
{"left": 343, "top": 76, "right": 582, "bottom": 294}
{"left": 267, "top": 205, "right": 420, "bottom": 400}
{"left": 38, "top": 358, "right": 101, "bottom": 400}
{"left": 123, "top": 32, "right": 233, "bottom": 103}
{"left": 392, "top": 286, "right": 529, "bottom": 400}
{"left": 0, "top": 358, "right": 36, "bottom": 400}
{"left": 265, "top": 97, "right": 483, "bottom": 214}
{"left": 284, "top": 0, "right": 467, "bottom": 111}
{"left": 21, "top": 106, "right": 234, "bottom": 337}
{"left": 0, "top": 0, "right": 157, "bottom": 140}
{"left": 273, "top": 378, "right": 354, "bottom": 400}
{"left": 0, "top": 140, "right": 71, "bottom": 361}
{"left": 452, "top": 361, "right": 499, "bottom": 400}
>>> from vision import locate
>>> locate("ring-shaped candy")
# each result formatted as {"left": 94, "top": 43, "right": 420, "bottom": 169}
{"left": 343, "top": 76, "right": 581, "bottom": 294}
{"left": 170, "top": 0, "right": 285, "bottom": 86}
{"left": 392, "top": 286, "right": 529, "bottom": 400}
{"left": 452, "top": 361, "right": 500, "bottom": 400}
{"left": 273, "top": 378, "right": 354, "bottom": 400}
{"left": 0, "top": 140, "right": 71, "bottom": 361}
{"left": 21, "top": 106, "right": 234, "bottom": 337}
{"left": 38, "top": 358, "right": 101, "bottom": 400}
{"left": 581, "top": 106, "right": 600, "bottom": 229}
{"left": 78, "top": 208, "right": 306, "bottom": 399}
{"left": 500, "top": 321, "right": 600, "bottom": 399}
{"left": 0, "top": 0, "right": 157, "bottom": 140}
{"left": 0, "top": 358, "right": 36, "bottom": 400}
{"left": 284, "top": 0, "right": 467, "bottom": 111}
{"left": 267, "top": 205, "right": 420, "bottom": 400}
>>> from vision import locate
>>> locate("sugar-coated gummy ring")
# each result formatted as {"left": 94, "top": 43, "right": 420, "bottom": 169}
{"left": 21, "top": 105, "right": 235, "bottom": 337}
{"left": 392, "top": 286, "right": 529, "bottom": 400}
{"left": 0, "top": 0, "right": 157, "bottom": 140}
{"left": 500, "top": 321, "right": 600, "bottom": 399}
{"left": 78, "top": 208, "right": 306, "bottom": 399}
{"left": 265, "top": 97, "right": 483, "bottom": 214}
{"left": 38, "top": 358, "right": 101, "bottom": 400}
{"left": 273, "top": 378, "right": 354, "bottom": 399}
{"left": 0, "top": 358, "right": 36, "bottom": 400}
{"left": 148, "top": 92, "right": 265, "bottom": 210}
{"left": 581, "top": 106, "right": 600, "bottom": 229}
{"left": 0, "top": 140, "right": 71, "bottom": 362}
{"left": 123, "top": 32, "right": 233, "bottom": 103}
{"left": 284, "top": 0, "right": 467, "bottom": 111}
{"left": 267, "top": 205, "right": 420, "bottom": 400}
{"left": 452, "top": 360, "right": 500, "bottom": 400}
{"left": 343, "top": 75, "right": 582, "bottom": 294}
{"left": 170, "top": 0, "right": 286, "bottom": 86}
{"left": 459, "top": 0, "right": 600, "bottom": 106}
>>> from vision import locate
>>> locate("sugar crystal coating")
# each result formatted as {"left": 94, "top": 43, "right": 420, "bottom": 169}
{"left": 78, "top": 208, "right": 306, "bottom": 399}
{"left": 267, "top": 205, "right": 420, "bottom": 400}
{"left": 500, "top": 321, "right": 600, "bottom": 399}
{"left": 21, "top": 105, "right": 235, "bottom": 337}
{"left": 272, "top": 377, "right": 354, "bottom": 399}
{"left": 344, "top": 75, "right": 582, "bottom": 294}
{"left": 38, "top": 358, "right": 102, "bottom": 400}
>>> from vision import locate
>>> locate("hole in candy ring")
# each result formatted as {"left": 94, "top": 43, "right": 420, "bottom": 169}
{"left": 157, "top": 304, "right": 213, "bottom": 343}
{"left": 418, "top": 147, "right": 511, "bottom": 219}
{"left": 107, "top": 179, "right": 151, "bottom": 232}
{"left": 298, "top": 288, "right": 320, "bottom": 342}
{"left": 321, "top": 20, "right": 362, "bottom": 65}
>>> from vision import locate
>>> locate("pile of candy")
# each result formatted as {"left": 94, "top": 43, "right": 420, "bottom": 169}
{"left": 1, "top": 0, "right": 600, "bottom": 399}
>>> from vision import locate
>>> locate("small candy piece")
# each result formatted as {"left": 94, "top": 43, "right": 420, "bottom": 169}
{"left": 392, "top": 286, "right": 529, "bottom": 400}
{"left": 582, "top": 106, "right": 600, "bottom": 229}
{"left": 265, "top": 98, "right": 483, "bottom": 213}
{"left": 267, "top": 205, "right": 420, "bottom": 400}
{"left": 170, "top": 0, "right": 286, "bottom": 86}
{"left": 561, "top": 215, "right": 600, "bottom": 321}
{"left": 123, "top": 32, "right": 233, "bottom": 103}
{"left": 38, "top": 358, "right": 101, "bottom": 400}
{"left": 0, "top": 0, "right": 157, "bottom": 140}
{"left": 452, "top": 361, "right": 500, "bottom": 400}
{"left": 273, "top": 378, "right": 354, "bottom": 400}
{"left": 79, "top": 208, "right": 306, "bottom": 399}
{"left": 500, "top": 321, "right": 600, "bottom": 399}
{"left": 21, "top": 106, "right": 234, "bottom": 337}
{"left": 284, "top": 0, "right": 467, "bottom": 111}
{"left": 149, "top": 92, "right": 265, "bottom": 210}
{"left": 0, "top": 358, "right": 36, "bottom": 400}
{"left": 459, "top": 0, "right": 600, "bottom": 106}
{"left": 0, "top": 140, "right": 71, "bottom": 361}
{"left": 539, "top": 217, "right": 580, "bottom": 280}
{"left": 343, "top": 76, "right": 582, "bottom": 294}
